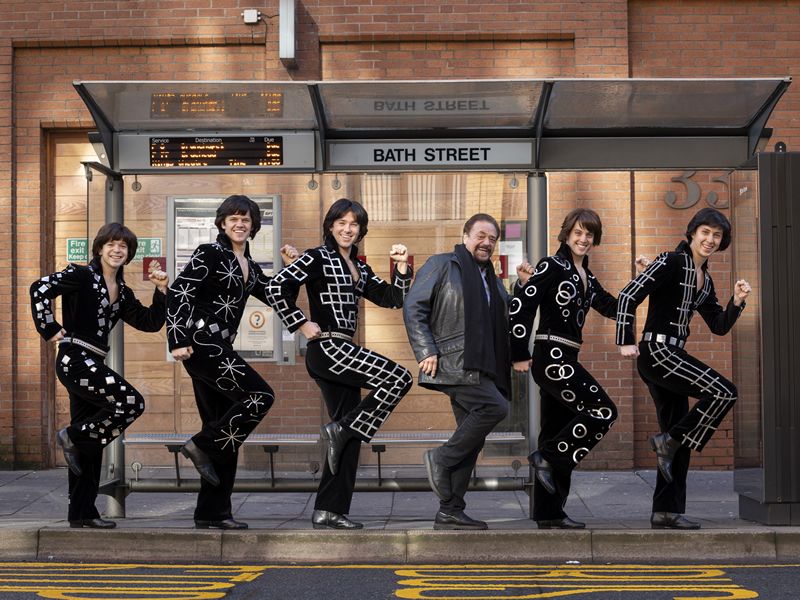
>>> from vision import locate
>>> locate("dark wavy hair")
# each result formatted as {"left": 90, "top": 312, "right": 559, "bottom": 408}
{"left": 557, "top": 208, "right": 603, "bottom": 246}
{"left": 686, "top": 207, "right": 732, "bottom": 252}
{"left": 463, "top": 213, "right": 500, "bottom": 238}
{"left": 91, "top": 222, "right": 138, "bottom": 265}
{"left": 323, "top": 198, "right": 369, "bottom": 245}
{"left": 214, "top": 195, "right": 261, "bottom": 239}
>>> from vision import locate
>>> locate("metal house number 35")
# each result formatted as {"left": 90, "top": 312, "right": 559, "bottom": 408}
{"left": 664, "top": 171, "right": 730, "bottom": 209}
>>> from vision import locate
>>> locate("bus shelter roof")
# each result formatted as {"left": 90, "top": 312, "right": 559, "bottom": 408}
{"left": 74, "top": 77, "right": 791, "bottom": 173}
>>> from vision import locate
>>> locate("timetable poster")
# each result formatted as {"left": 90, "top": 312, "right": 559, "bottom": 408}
{"left": 172, "top": 196, "right": 278, "bottom": 358}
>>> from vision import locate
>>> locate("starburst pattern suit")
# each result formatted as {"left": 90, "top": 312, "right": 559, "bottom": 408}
{"left": 167, "top": 233, "right": 276, "bottom": 522}
{"left": 30, "top": 258, "right": 165, "bottom": 523}
{"left": 509, "top": 242, "right": 618, "bottom": 521}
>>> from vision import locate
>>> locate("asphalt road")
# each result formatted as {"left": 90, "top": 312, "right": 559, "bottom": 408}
{"left": 1, "top": 562, "right": 799, "bottom": 599}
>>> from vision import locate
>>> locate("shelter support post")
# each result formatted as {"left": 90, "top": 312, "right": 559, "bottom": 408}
{"left": 526, "top": 172, "right": 548, "bottom": 520}
{"left": 103, "top": 173, "right": 128, "bottom": 518}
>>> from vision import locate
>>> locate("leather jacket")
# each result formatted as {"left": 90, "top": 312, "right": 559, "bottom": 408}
{"left": 403, "top": 252, "right": 509, "bottom": 388}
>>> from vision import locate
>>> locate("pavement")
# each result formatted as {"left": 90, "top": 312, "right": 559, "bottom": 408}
{"left": 1, "top": 466, "right": 799, "bottom": 564}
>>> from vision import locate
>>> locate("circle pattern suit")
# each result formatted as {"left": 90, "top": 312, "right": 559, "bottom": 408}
{"left": 509, "top": 243, "right": 620, "bottom": 521}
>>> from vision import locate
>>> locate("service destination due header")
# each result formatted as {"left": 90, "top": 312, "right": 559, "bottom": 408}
{"left": 328, "top": 140, "right": 533, "bottom": 171}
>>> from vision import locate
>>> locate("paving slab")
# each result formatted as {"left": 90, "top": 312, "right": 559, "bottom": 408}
{"left": 2, "top": 468, "right": 800, "bottom": 563}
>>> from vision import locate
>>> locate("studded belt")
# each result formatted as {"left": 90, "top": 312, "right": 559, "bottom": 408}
{"left": 533, "top": 333, "right": 582, "bottom": 350}
{"left": 315, "top": 331, "right": 353, "bottom": 341}
{"left": 641, "top": 331, "right": 686, "bottom": 349}
{"left": 59, "top": 336, "right": 108, "bottom": 358}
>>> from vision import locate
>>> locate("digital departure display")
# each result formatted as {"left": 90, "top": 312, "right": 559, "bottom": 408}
{"left": 149, "top": 136, "right": 284, "bottom": 167}
{"left": 150, "top": 92, "right": 284, "bottom": 118}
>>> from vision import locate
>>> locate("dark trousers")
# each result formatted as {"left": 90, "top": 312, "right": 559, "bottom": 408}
{"left": 530, "top": 341, "right": 618, "bottom": 520}
{"left": 56, "top": 344, "right": 145, "bottom": 521}
{"left": 532, "top": 393, "right": 574, "bottom": 521}
{"left": 182, "top": 334, "right": 274, "bottom": 521}
{"left": 637, "top": 342, "right": 737, "bottom": 514}
{"left": 306, "top": 339, "right": 412, "bottom": 515}
{"left": 434, "top": 377, "right": 509, "bottom": 514}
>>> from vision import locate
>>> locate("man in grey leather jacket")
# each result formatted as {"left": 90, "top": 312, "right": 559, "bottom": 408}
{"left": 403, "top": 213, "right": 512, "bottom": 530}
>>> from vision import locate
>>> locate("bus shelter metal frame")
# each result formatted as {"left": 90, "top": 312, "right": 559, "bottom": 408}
{"left": 72, "top": 77, "right": 791, "bottom": 518}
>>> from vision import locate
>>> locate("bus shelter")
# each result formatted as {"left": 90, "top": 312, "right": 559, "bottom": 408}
{"left": 73, "top": 77, "right": 795, "bottom": 522}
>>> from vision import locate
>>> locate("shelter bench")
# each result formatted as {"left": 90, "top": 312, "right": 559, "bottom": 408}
{"left": 122, "top": 430, "right": 527, "bottom": 489}
{"left": 123, "top": 432, "right": 320, "bottom": 486}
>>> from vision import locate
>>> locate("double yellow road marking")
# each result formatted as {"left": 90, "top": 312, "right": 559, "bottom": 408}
{"left": 392, "top": 565, "right": 771, "bottom": 599}
{"left": 1, "top": 562, "right": 798, "bottom": 599}
{"left": 0, "top": 563, "right": 266, "bottom": 599}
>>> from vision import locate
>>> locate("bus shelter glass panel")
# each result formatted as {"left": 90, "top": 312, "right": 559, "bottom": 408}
{"left": 167, "top": 195, "right": 284, "bottom": 361}
{"left": 80, "top": 81, "right": 318, "bottom": 131}
{"left": 544, "top": 79, "right": 782, "bottom": 130}
{"left": 731, "top": 167, "right": 763, "bottom": 500}
{"left": 116, "top": 174, "right": 295, "bottom": 470}
{"left": 318, "top": 80, "right": 543, "bottom": 130}
{"left": 96, "top": 170, "right": 528, "bottom": 471}
{"left": 85, "top": 166, "right": 109, "bottom": 250}
{"left": 51, "top": 154, "right": 107, "bottom": 462}
{"left": 355, "top": 170, "right": 529, "bottom": 462}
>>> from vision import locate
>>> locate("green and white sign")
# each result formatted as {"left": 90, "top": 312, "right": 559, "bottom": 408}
{"left": 65, "top": 236, "right": 163, "bottom": 262}
{"left": 138, "top": 238, "right": 163, "bottom": 258}
{"left": 66, "top": 238, "right": 88, "bottom": 262}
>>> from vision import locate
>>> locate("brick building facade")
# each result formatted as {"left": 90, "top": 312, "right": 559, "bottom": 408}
{"left": 1, "top": 1, "right": 798, "bottom": 473}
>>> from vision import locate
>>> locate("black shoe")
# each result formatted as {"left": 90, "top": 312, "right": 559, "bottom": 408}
{"left": 529, "top": 450, "right": 556, "bottom": 495}
{"left": 650, "top": 511, "right": 700, "bottom": 530}
{"left": 320, "top": 422, "right": 351, "bottom": 476}
{"left": 649, "top": 432, "right": 681, "bottom": 484}
{"left": 180, "top": 440, "right": 220, "bottom": 487}
{"left": 194, "top": 518, "right": 248, "bottom": 530}
{"left": 433, "top": 511, "right": 488, "bottom": 530}
{"left": 69, "top": 518, "right": 116, "bottom": 529}
{"left": 57, "top": 428, "right": 82, "bottom": 477}
{"left": 311, "top": 510, "right": 364, "bottom": 530}
{"left": 423, "top": 449, "right": 452, "bottom": 502}
{"left": 536, "top": 516, "right": 586, "bottom": 529}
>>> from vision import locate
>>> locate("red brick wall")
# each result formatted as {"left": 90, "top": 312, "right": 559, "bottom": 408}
{"left": 564, "top": 172, "right": 637, "bottom": 471}
{"left": 2, "top": 0, "right": 797, "bottom": 473}
{"left": 627, "top": 170, "right": 737, "bottom": 469}
{"left": 1, "top": 0, "right": 629, "bottom": 468}
{"left": 10, "top": 42, "right": 311, "bottom": 468}
{"left": 0, "top": 36, "right": 12, "bottom": 466}
{"left": 628, "top": 0, "right": 800, "bottom": 147}
{"left": 321, "top": 39, "right": 577, "bottom": 79}
{"left": 628, "top": 0, "right": 800, "bottom": 469}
